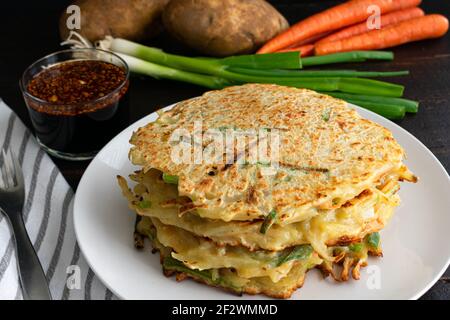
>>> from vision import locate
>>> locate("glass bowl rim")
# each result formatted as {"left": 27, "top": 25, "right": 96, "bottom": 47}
{"left": 20, "top": 48, "right": 130, "bottom": 108}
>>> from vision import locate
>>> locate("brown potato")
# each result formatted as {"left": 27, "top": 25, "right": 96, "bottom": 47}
{"left": 162, "top": 0, "right": 289, "bottom": 57}
{"left": 59, "top": 0, "right": 169, "bottom": 42}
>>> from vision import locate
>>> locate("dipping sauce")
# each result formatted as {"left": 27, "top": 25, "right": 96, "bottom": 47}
{"left": 24, "top": 60, "right": 129, "bottom": 156}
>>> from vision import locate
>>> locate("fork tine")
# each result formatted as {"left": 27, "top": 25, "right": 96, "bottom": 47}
{"left": 2, "top": 149, "right": 12, "bottom": 188}
{"left": 0, "top": 148, "right": 50, "bottom": 299}
{"left": 6, "top": 149, "right": 17, "bottom": 187}
{"left": 0, "top": 149, "right": 10, "bottom": 188}
{"left": 10, "top": 150, "right": 23, "bottom": 188}
{"left": 0, "top": 148, "right": 20, "bottom": 188}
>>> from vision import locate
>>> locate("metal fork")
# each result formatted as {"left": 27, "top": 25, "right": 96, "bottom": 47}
{"left": 0, "top": 148, "right": 51, "bottom": 300}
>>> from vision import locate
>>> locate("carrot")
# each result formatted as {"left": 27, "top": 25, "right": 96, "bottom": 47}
{"left": 285, "top": 31, "right": 331, "bottom": 48}
{"left": 315, "top": 14, "right": 449, "bottom": 55}
{"left": 257, "top": 0, "right": 422, "bottom": 53}
{"left": 276, "top": 44, "right": 315, "bottom": 57}
{"left": 316, "top": 7, "right": 425, "bottom": 45}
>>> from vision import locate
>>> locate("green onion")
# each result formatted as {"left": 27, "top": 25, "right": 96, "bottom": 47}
{"left": 302, "top": 51, "right": 394, "bottom": 67}
{"left": 334, "top": 97, "right": 406, "bottom": 120}
{"left": 108, "top": 39, "right": 393, "bottom": 71}
{"left": 349, "top": 243, "right": 363, "bottom": 252}
{"left": 217, "top": 72, "right": 404, "bottom": 97}
{"left": 346, "top": 99, "right": 406, "bottom": 119}
{"left": 274, "top": 77, "right": 404, "bottom": 97}
{"left": 332, "top": 197, "right": 341, "bottom": 205}
{"left": 137, "top": 200, "right": 152, "bottom": 209}
{"left": 357, "top": 102, "right": 406, "bottom": 120}
{"left": 226, "top": 67, "right": 409, "bottom": 78}
{"left": 120, "top": 59, "right": 407, "bottom": 113}
{"left": 221, "top": 51, "right": 302, "bottom": 69}
{"left": 321, "top": 92, "right": 418, "bottom": 113}
{"left": 119, "top": 54, "right": 230, "bottom": 89}
{"left": 242, "top": 160, "right": 271, "bottom": 167}
{"left": 112, "top": 39, "right": 220, "bottom": 74}
{"left": 275, "top": 245, "right": 313, "bottom": 267}
{"left": 111, "top": 38, "right": 301, "bottom": 73}
{"left": 98, "top": 38, "right": 413, "bottom": 119}
{"left": 163, "top": 256, "right": 243, "bottom": 294}
{"left": 322, "top": 109, "right": 331, "bottom": 121}
{"left": 106, "top": 39, "right": 404, "bottom": 97}
{"left": 163, "top": 256, "right": 212, "bottom": 281}
{"left": 162, "top": 173, "right": 179, "bottom": 184}
{"left": 366, "top": 232, "right": 381, "bottom": 249}
{"left": 260, "top": 210, "right": 277, "bottom": 234}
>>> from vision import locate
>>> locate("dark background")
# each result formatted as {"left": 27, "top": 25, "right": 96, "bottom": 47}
{"left": 0, "top": 0, "right": 449, "bottom": 300}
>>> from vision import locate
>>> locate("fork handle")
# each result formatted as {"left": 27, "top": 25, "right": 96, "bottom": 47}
{"left": 6, "top": 212, "right": 52, "bottom": 300}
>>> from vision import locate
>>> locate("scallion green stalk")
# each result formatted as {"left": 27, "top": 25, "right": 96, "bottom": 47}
{"left": 353, "top": 101, "right": 406, "bottom": 120}
{"left": 114, "top": 54, "right": 405, "bottom": 97}
{"left": 162, "top": 173, "right": 179, "bottom": 184}
{"left": 220, "top": 52, "right": 302, "bottom": 69}
{"left": 119, "top": 51, "right": 404, "bottom": 96}
{"left": 110, "top": 39, "right": 394, "bottom": 73}
{"left": 321, "top": 92, "right": 418, "bottom": 113}
{"left": 117, "top": 53, "right": 231, "bottom": 89}
{"left": 273, "top": 77, "right": 404, "bottom": 97}
{"left": 302, "top": 51, "right": 394, "bottom": 67}
{"left": 226, "top": 67, "right": 409, "bottom": 78}
{"left": 110, "top": 38, "right": 301, "bottom": 73}
{"left": 106, "top": 39, "right": 404, "bottom": 97}
{"left": 324, "top": 95, "right": 407, "bottom": 120}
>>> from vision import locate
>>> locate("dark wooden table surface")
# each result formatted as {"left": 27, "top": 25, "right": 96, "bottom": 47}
{"left": 1, "top": 0, "right": 449, "bottom": 300}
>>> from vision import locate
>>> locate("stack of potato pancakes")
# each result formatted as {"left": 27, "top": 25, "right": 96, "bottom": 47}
{"left": 118, "top": 84, "right": 416, "bottom": 298}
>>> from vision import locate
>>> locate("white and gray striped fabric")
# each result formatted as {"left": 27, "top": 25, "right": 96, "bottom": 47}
{"left": 0, "top": 99, "right": 117, "bottom": 300}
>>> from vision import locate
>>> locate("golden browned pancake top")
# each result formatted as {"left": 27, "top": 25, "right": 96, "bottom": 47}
{"left": 129, "top": 84, "right": 407, "bottom": 223}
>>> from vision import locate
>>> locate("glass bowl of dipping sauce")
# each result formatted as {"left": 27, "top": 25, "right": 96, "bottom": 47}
{"left": 20, "top": 48, "right": 130, "bottom": 160}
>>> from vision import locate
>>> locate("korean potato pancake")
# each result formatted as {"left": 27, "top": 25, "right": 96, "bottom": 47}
{"left": 118, "top": 84, "right": 417, "bottom": 298}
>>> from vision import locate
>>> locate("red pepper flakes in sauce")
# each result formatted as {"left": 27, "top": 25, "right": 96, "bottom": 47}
{"left": 27, "top": 60, "right": 127, "bottom": 105}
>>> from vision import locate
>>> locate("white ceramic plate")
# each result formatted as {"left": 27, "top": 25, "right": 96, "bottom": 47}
{"left": 74, "top": 103, "right": 450, "bottom": 300}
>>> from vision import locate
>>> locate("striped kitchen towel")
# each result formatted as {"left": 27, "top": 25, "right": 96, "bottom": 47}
{"left": 0, "top": 99, "right": 117, "bottom": 300}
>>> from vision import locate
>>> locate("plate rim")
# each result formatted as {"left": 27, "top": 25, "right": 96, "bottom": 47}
{"left": 73, "top": 102, "right": 450, "bottom": 300}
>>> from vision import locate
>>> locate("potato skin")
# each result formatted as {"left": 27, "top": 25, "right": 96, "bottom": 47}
{"left": 162, "top": 0, "right": 289, "bottom": 57}
{"left": 59, "top": 0, "right": 169, "bottom": 42}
